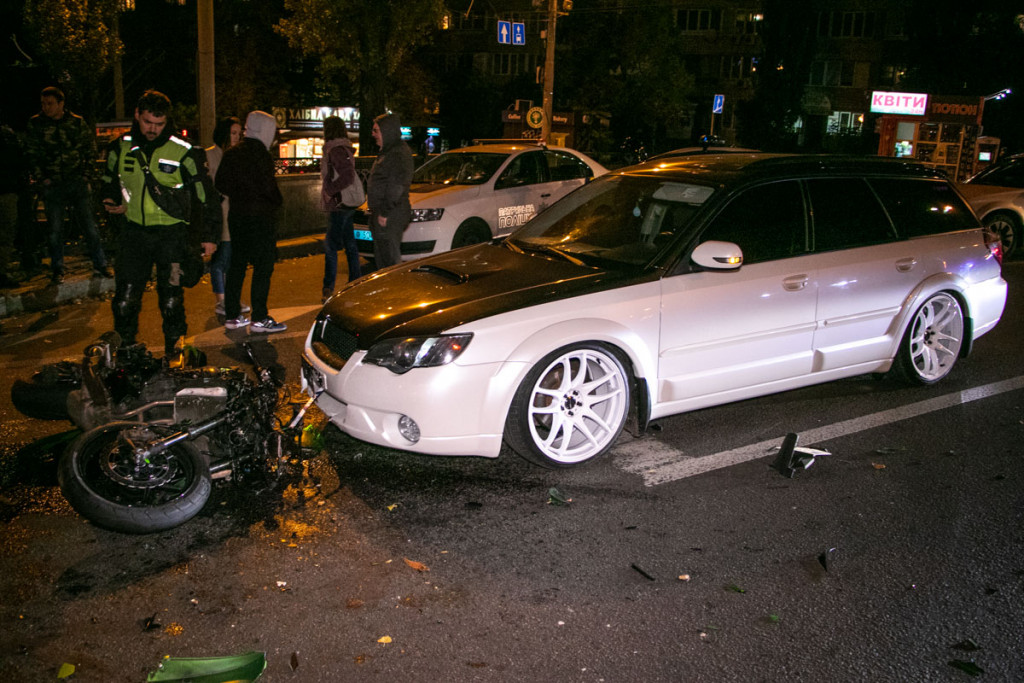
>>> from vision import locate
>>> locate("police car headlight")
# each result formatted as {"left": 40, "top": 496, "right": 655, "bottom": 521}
{"left": 364, "top": 334, "right": 472, "bottom": 374}
{"left": 411, "top": 208, "right": 445, "bottom": 222}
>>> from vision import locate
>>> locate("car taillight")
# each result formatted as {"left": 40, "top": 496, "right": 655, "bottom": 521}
{"left": 984, "top": 229, "right": 1003, "bottom": 265}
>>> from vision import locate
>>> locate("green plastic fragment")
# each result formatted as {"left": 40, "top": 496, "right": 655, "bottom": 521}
{"left": 147, "top": 651, "right": 267, "bottom": 682}
{"left": 547, "top": 487, "right": 571, "bottom": 505}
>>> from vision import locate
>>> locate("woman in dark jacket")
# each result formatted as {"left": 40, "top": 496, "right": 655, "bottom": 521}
{"left": 320, "top": 116, "right": 362, "bottom": 301}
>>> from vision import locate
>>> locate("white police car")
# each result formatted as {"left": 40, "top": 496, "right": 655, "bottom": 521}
{"left": 353, "top": 143, "right": 607, "bottom": 260}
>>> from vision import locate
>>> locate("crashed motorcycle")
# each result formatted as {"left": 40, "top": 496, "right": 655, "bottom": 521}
{"left": 11, "top": 333, "right": 315, "bottom": 534}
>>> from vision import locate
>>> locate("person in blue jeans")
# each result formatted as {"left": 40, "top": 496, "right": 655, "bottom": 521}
{"left": 320, "top": 116, "right": 362, "bottom": 302}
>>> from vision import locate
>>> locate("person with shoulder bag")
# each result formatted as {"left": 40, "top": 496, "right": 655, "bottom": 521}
{"left": 320, "top": 115, "right": 364, "bottom": 302}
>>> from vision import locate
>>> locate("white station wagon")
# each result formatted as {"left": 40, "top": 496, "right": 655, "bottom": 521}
{"left": 352, "top": 142, "right": 607, "bottom": 260}
{"left": 304, "top": 154, "right": 1007, "bottom": 468}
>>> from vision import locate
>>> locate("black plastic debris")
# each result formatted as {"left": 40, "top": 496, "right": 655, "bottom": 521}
{"left": 948, "top": 660, "right": 984, "bottom": 677}
{"left": 141, "top": 613, "right": 162, "bottom": 632}
{"left": 770, "top": 433, "right": 831, "bottom": 478}
{"left": 631, "top": 563, "right": 656, "bottom": 581}
{"left": 818, "top": 547, "right": 838, "bottom": 572}
{"left": 950, "top": 639, "right": 981, "bottom": 652}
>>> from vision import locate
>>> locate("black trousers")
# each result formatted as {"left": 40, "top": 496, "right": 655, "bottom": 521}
{"left": 111, "top": 222, "right": 188, "bottom": 352}
{"left": 225, "top": 213, "right": 276, "bottom": 321}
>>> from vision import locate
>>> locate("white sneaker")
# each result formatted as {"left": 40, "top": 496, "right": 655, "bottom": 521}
{"left": 250, "top": 317, "right": 287, "bottom": 334}
{"left": 215, "top": 301, "right": 250, "bottom": 316}
{"left": 224, "top": 316, "right": 250, "bottom": 330}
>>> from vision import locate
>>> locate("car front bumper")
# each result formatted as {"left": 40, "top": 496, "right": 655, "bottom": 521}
{"left": 301, "top": 346, "right": 525, "bottom": 458}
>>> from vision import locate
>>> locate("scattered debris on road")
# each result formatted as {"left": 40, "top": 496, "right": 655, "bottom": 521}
{"left": 770, "top": 433, "right": 831, "bottom": 478}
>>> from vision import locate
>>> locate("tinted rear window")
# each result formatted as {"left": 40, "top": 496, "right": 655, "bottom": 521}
{"left": 807, "top": 178, "right": 895, "bottom": 251}
{"left": 869, "top": 179, "right": 977, "bottom": 238}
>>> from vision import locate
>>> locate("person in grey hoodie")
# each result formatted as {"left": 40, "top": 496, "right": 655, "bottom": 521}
{"left": 215, "top": 110, "right": 286, "bottom": 333}
{"left": 366, "top": 113, "right": 413, "bottom": 268}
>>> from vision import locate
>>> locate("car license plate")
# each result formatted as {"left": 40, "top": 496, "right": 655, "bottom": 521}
{"left": 354, "top": 229, "right": 372, "bottom": 241}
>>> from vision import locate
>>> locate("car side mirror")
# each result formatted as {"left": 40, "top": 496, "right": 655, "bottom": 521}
{"left": 691, "top": 240, "right": 743, "bottom": 270}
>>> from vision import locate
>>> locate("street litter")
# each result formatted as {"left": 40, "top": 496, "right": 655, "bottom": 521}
{"left": 678, "top": 574, "right": 691, "bottom": 581}
{"left": 770, "top": 433, "right": 831, "bottom": 478}
{"left": 547, "top": 487, "right": 572, "bottom": 505}
{"left": 147, "top": 651, "right": 266, "bottom": 682}
{"left": 818, "top": 547, "right": 838, "bottom": 572}
{"left": 948, "top": 659, "right": 984, "bottom": 677}
{"left": 950, "top": 639, "right": 981, "bottom": 652}
{"left": 378, "top": 635, "right": 392, "bottom": 644}
{"left": 631, "top": 563, "right": 656, "bottom": 581}
{"left": 58, "top": 663, "right": 75, "bottom": 679}
{"left": 403, "top": 557, "right": 430, "bottom": 572}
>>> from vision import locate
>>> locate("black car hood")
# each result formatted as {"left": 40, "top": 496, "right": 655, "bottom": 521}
{"left": 319, "top": 243, "right": 648, "bottom": 346}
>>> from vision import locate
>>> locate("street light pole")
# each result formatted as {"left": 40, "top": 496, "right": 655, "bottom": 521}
{"left": 197, "top": 0, "right": 215, "bottom": 147}
{"left": 541, "top": 0, "right": 557, "bottom": 144}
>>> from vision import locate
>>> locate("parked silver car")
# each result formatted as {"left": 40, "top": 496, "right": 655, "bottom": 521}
{"left": 958, "top": 153, "right": 1024, "bottom": 258}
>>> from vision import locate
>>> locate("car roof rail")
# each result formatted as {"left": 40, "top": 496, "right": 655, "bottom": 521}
{"left": 471, "top": 138, "right": 547, "bottom": 147}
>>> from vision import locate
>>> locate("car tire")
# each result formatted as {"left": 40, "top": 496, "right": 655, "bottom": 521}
{"left": 891, "top": 292, "right": 964, "bottom": 385}
{"left": 505, "top": 343, "right": 631, "bottom": 468}
{"left": 451, "top": 219, "right": 492, "bottom": 250}
{"left": 983, "top": 211, "right": 1019, "bottom": 259}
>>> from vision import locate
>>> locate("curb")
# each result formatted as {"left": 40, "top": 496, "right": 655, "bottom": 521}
{"left": 0, "top": 233, "right": 325, "bottom": 319}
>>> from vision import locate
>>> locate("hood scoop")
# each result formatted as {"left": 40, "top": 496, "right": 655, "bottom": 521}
{"left": 411, "top": 264, "right": 469, "bottom": 284}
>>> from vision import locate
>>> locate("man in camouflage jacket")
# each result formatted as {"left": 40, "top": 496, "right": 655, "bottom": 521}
{"left": 25, "top": 86, "right": 110, "bottom": 283}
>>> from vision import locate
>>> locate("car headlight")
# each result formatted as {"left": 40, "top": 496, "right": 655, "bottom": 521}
{"left": 411, "top": 208, "right": 445, "bottom": 222}
{"left": 363, "top": 334, "right": 472, "bottom": 374}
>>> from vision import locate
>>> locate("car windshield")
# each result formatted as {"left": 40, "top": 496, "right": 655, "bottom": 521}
{"left": 507, "top": 175, "right": 714, "bottom": 268}
{"left": 412, "top": 152, "right": 509, "bottom": 185}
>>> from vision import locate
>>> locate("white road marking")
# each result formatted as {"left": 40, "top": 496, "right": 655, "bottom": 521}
{"left": 616, "top": 375, "right": 1024, "bottom": 487}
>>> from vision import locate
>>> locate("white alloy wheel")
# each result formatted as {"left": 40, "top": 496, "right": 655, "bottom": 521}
{"left": 894, "top": 292, "right": 964, "bottom": 384}
{"left": 506, "top": 344, "right": 630, "bottom": 467}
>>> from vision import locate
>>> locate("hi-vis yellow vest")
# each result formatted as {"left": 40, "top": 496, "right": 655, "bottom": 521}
{"left": 106, "top": 134, "right": 204, "bottom": 226}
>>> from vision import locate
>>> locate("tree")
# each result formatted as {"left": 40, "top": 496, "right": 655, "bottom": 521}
{"left": 736, "top": 0, "right": 818, "bottom": 151}
{"left": 558, "top": 2, "right": 695, "bottom": 155}
{"left": 23, "top": 0, "right": 122, "bottom": 121}
{"left": 277, "top": 0, "right": 446, "bottom": 152}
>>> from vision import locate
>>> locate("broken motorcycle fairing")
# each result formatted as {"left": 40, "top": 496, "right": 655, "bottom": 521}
{"left": 12, "top": 332, "right": 313, "bottom": 534}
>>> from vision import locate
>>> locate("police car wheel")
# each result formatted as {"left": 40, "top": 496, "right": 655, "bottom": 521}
{"left": 452, "top": 219, "right": 491, "bottom": 249}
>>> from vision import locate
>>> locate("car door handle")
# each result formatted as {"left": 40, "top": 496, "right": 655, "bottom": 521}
{"left": 782, "top": 274, "right": 809, "bottom": 291}
{"left": 895, "top": 257, "right": 917, "bottom": 272}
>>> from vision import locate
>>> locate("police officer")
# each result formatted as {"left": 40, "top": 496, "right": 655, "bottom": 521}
{"left": 100, "top": 90, "right": 219, "bottom": 357}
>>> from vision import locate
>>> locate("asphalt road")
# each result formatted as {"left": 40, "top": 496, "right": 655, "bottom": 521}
{"left": 0, "top": 256, "right": 1022, "bottom": 682}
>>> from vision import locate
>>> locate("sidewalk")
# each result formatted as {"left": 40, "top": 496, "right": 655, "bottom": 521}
{"left": 0, "top": 233, "right": 326, "bottom": 319}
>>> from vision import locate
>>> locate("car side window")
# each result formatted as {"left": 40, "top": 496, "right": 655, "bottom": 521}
{"left": 807, "top": 178, "right": 895, "bottom": 251}
{"left": 495, "top": 152, "right": 546, "bottom": 190}
{"left": 545, "top": 150, "right": 593, "bottom": 182}
{"left": 869, "top": 178, "right": 977, "bottom": 238}
{"left": 700, "top": 180, "right": 806, "bottom": 264}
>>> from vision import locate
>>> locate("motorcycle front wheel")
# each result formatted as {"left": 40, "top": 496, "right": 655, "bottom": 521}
{"left": 58, "top": 422, "right": 212, "bottom": 534}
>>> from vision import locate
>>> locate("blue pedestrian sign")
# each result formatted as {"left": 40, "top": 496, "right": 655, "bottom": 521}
{"left": 497, "top": 21, "right": 511, "bottom": 44}
{"left": 713, "top": 94, "right": 725, "bottom": 114}
{"left": 512, "top": 22, "right": 526, "bottom": 46}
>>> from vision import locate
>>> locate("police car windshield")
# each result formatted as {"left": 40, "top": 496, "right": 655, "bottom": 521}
{"left": 413, "top": 152, "right": 508, "bottom": 186}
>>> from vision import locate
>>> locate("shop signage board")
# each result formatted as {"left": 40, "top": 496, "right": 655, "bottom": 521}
{"left": 870, "top": 91, "right": 928, "bottom": 116}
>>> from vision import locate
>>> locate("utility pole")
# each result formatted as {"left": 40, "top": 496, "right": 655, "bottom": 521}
{"left": 197, "top": 0, "right": 215, "bottom": 147}
{"left": 540, "top": 0, "right": 557, "bottom": 144}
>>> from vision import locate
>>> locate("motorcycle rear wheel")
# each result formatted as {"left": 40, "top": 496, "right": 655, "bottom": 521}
{"left": 58, "top": 422, "right": 212, "bottom": 534}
